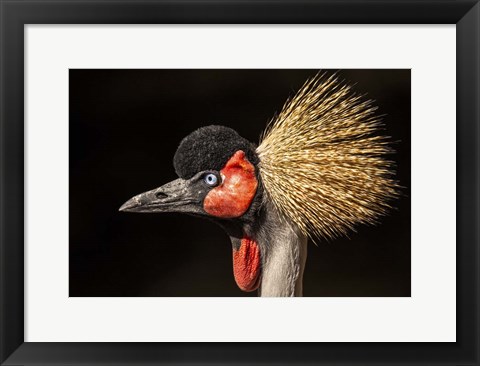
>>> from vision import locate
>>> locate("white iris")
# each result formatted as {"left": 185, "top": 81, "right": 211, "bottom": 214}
{"left": 204, "top": 173, "right": 218, "bottom": 187}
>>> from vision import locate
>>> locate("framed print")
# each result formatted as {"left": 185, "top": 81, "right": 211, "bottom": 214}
{"left": 1, "top": 1, "right": 479, "bottom": 365}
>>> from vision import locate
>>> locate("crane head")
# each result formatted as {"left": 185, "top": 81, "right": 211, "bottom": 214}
{"left": 119, "top": 125, "right": 262, "bottom": 225}
{"left": 119, "top": 73, "right": 400, "bottom": 296}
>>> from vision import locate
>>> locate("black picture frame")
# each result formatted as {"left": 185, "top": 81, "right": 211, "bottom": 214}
{"left": 1, "top": 1, "right": 478, "bottom": 365}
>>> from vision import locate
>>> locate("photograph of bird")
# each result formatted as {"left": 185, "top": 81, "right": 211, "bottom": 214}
{"left": 119, "top": 72, "right": 398, "bottom": 297}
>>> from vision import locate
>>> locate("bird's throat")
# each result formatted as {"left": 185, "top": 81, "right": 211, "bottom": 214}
{"left": 232, "top": 237, "right": 261, "bottom": 292}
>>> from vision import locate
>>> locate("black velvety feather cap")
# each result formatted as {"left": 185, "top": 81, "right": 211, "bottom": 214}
{"left": 173, "top": 125, "right": 259, "bottom": 179}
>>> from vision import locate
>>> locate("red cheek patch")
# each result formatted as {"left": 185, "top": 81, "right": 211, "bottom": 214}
{"left": 203, "top": 150, "right": 258, "bottom": 218}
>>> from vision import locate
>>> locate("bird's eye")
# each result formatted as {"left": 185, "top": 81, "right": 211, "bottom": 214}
{"left": 204, "top": 173, "right": 219, "bottom": 187}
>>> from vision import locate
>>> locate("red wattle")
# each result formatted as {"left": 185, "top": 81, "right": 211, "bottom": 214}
{"left": 232, "top": 237, "right": 261, "bottom": 292}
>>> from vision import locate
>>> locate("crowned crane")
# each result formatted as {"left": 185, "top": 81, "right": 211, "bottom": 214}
{"left": 119, "top": 72, "right": 398, "bottom": 297}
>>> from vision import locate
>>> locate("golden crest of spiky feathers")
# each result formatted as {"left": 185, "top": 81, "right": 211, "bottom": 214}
{"left": 256, "top": 72, "right": 399, "bottom": 241}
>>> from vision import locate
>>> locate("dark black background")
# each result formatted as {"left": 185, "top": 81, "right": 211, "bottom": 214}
{"left": 69, "top": 69, "right": 410, "bottom": 297}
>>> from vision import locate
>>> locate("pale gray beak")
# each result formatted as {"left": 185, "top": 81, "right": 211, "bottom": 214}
{"left": 119, "top": 178, "right": 204, "bottom": 215}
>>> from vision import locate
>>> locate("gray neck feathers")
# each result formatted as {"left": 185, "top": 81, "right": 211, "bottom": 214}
{"left": 255, "top": 201, "right": 308, "bottom": 297}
